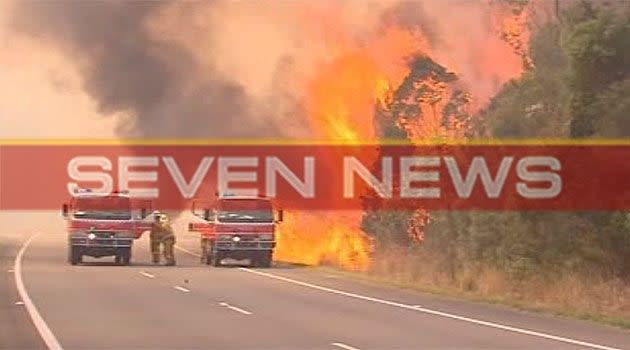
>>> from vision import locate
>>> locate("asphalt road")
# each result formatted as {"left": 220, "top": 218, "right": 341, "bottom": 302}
{"left": 3, "top": 231, "right": 629, "bottom": 350}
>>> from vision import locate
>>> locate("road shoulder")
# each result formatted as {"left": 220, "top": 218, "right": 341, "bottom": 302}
{"left": 0, "top": 234, "right": 45, "bottom": 349}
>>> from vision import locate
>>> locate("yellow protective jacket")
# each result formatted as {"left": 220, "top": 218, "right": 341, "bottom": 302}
{"left": 150, "top": 221, "right": 175, "bottom": 242}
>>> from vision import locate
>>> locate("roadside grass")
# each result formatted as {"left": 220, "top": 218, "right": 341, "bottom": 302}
{"left": 301, "top": 251, "right": 630, "bottom": 330}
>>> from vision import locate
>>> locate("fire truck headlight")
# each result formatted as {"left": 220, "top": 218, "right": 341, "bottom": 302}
{"left": 88, "top": 233, "right": 97, "bottom": 240}
{"left": 232, "top": 236, "right": 241, "bottom": 242}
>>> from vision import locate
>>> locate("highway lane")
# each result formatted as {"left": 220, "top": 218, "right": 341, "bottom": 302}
{"left": 10, "top": 231, "right": 630, "bottom": 349}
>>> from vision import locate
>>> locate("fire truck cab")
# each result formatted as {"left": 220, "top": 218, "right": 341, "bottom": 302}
{"left": 61, "top": 189, "right": 152, "bottom": 265}
{"left": 189, "top": 195, "right": 282, "bottom": 268}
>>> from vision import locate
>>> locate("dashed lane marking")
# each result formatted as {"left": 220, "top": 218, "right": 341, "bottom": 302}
{"left": 218, "top": 302, "right": 252, "bottom": 315}
{"left": 173, "top": 285, "right": 190, "bottom": 293}
{"left": 331, "top": 342, "right": 361, "bottom": 350}
{"left": 139, "top": 271, "right": 155, "bottom": 279}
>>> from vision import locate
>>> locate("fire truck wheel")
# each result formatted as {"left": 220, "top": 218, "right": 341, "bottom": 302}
{"left": 68, "top": 246, "right": 82, "bottom": 265}
{"left": 117, "top": 248, "right": 131, "bottom": 266}
{"left": 210, "top": 252, "right": 222, "bottom": 267}
{"left": 255, "top": 251, "right": 272, "bottom": 268}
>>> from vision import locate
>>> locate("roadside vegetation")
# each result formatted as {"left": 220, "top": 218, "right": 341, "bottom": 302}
{"left": 361, "top": 0, "right": 630, "bottom": 327}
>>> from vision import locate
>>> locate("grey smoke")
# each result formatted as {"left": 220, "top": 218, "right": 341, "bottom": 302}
{"left": 10, "top": 1, "right": 297, "bottom": 138}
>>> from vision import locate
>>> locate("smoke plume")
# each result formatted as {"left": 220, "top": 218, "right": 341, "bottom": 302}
{"left": 8, "top": 0, "right": 537, "bottom": 139}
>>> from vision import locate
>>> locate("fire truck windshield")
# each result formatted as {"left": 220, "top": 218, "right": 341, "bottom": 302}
{"left": 73, "top": 196, "right": 132, "bottom": 220}
{"left": 216, "top": 199, "right": 273, "bottom": 223}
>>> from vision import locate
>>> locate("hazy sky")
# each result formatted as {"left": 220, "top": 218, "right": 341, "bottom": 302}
{"left": 0, "top": 1, "right": 121, "bottom": 139}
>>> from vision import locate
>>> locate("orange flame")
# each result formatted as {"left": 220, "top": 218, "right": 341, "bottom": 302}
{"left": 275, "top": 211, "right": 372, "bottom": 271}
{"left": 275, "top": 2, "right": 533, "bottom": 271}
{"left": 305, "top": 27, "right": 424, "bottom": 142}
{"left": 274, "top": 27, "right": 423, "bottom": 271}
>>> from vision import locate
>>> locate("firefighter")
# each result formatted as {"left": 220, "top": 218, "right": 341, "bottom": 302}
{"left": 150, "top": 211, "right": 176, "bottom": 266}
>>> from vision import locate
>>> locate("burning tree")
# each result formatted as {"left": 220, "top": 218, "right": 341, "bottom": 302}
{"left": 364, "top": 56, "right": 475, "bottom": 247}
{"left": 244, "top": 0, "right": 538, "bottom": 270}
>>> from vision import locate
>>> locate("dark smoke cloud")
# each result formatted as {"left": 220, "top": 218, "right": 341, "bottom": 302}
{"left": 10, "top": 1, "right": 294, "bottom": 138}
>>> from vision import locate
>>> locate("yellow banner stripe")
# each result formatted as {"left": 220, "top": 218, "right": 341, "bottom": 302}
{"left": 1, "top": 138, "right": 630, "bottom": 146}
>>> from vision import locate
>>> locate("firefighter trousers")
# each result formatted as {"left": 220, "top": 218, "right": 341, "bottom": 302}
{"left": 150, "top": 236, "right": 176, "bottom": 265}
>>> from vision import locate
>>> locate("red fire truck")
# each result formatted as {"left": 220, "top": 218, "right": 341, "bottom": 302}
{"left": 62, "top": 189, "right": 152, "bottom": 265}
{"left": 189, "top": 195, "right": 282, "bottom": 267}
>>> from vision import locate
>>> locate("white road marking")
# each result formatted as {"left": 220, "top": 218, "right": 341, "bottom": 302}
{"left": 15, "top": 301, "right": 25, "bottom": 305}
{"left": 174, "top": 245, "right": 621, "bottom": 350}
{"left": 14, "top": 234, "right": 64, "bottom": 350}
{"left": 139, "top": 271, "right": 155, "bottom": 279}
{"left": 331, "top": 342, "right": 361, "bottom": 350}
{"left": 239, "top": 268, "right": 622, "bottom": 350}
{"left": 173, "top": 285, "right": 190, "bottom": 293}
{"left": 218, "top": 302, "right": 252, "bottom": 315}
{"left": 174, "top": 245, "right": 200, "bottom": 257}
